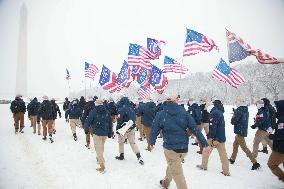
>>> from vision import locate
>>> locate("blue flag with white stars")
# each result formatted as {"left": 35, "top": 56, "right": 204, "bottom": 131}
{"left": 216, "top": 59, "right": 231, "bottom": 76}
{"left": 149, "top": 65, "right": 162, "bottom": 86}
{"left": 137, "top": 69, "right": 148, "bottom": 86}
{"left": 99, "top": 65, "right": 111, "bottom": 86}
{"left": 128, "top": 43, "right": 141, "bottom": 56}
{"left": 117, "top": 61, "right": 129, "bottom": 85}
{"left": 185, "top": 29, "right": 202, "bottom": 43}
{"left": 228, "top": 41, "right": 250, "bottom": 63}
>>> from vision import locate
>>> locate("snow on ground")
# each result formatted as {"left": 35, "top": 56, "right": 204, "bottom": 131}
{"left": 0, "top": 104, "right": 283, "bottom": 189}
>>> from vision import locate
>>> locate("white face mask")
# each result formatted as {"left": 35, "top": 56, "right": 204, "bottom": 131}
{"left": 207, "top": 105, "right": 214, "bottom": 112}
{"left": 257, "top": 103, "right": 264, "bottom": 109}
{"left": 188, "top": 101, "right": 194, "bottom": 106}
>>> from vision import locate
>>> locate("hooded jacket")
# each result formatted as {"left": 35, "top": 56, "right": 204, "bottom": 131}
{"left": 231, "top": 106, "right": 249, "bottom": 137}
{"left": 187, "top": 103, "right": 202, "bottom": 125}
{"left": 81, "top": 100, "right": 95, "bottom": 125}
{"left": 116, "top": 97, "right": 136, "bottom": 130}
{"left": 208, "top": 107, "right": 226, "bottom": 143}
{"left": 150, "top": 102, "right": 208, "bottom": 151}
{"left": 84, "top": 105, "right": 112, "bottom": 137}
{"left": 38, "top": 100, "right": 55, "bottom": 120}
{"left": 65, "top": 103, "right": 82, "bottom": 120}
{"left": 270, "top": 100, "right": 284, "bottom": 153}
{"left": 10, "top": 97, "right": 26, "bottom": 113}
{"left": 27, "top": 98, "right": 40, "bottom": 116}
{"left": 141, "top": 101, "right": 156, "bottom": 128}
{"left": 251, "top": 107, "right": 271, "bottom": 131}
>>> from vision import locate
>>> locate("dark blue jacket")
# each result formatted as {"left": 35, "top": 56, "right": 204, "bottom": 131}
{"left": 63, "top": 99, "right": 70, "bottom": 111}
{"left": 208, "top": 107, "right": 226, "bottom": 143}
{"left": 136, "top": 102, "right": 145, "bottom": 116}
{"left": 81, "top": 101, "right": 96, "bottom": 125}
{"left": 252, "top": 107, "right": 270, "bottom": 131}
{"left": 141, "top": 101, "right": 156, "bottom": 128}
{"left": 106, "top": 101, "right": 118, "bottom": 116}
{"left": 231, "top": 106, "right": 249, "bottom": 137}
{"left": 116, "top": 97, "right": 136, "bottom": 130}
{"left": 65, "top": 103, "right": 82, "bottom": 119}
{"left": 200, "top": 103, "right": 209, "bottom": 123}
{"left": 84, "top": 105, "right": 112, "bottom": 137}
{"left": 150, "top": 102, "right": 208, "bottom": 151}
{"left": 27, "top": 99, "right": 40, "bottom": 116}
{"left": 10, "top": 98, "right": 26, "bottom": 113}
{"left": 187, "top": 103, "right": 202, "bottom": 125}
{"left": 38, "top": 100, "right": 55, "bottom": 120}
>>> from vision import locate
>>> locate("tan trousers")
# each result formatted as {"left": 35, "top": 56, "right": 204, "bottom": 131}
{"left": 267, "top": 151, "right": 284, "bottom": 182}
{"left": 13, "top": 112, "right": 25, "bottom": 131}
{"left": 86, "top": 127, "right": 93, "bottom": 145}
{"left": 93, "top": 135, "right": 107, "bottom": 165}
{"left": 163, "top": 149, "right": 188, "bottom": 189}
{"left": 252, "top": 130, "right": 273, "bottom": 157}
{"left": 69, "top": 119, "right": 82, "bottom": 134}
{"left": 42, "top": 120, "right": 54, "bottom": 137}
{"left": 136, "top": 116, "right": 145, "bottom": 138}
{"left": 195, "top": 122, "right": 209, "bottom": 145}
{"left": 118, "top": 130, "right": 139, "bottom": 154}
{"left": 30, "top": 115, "right": 41, "bottom": 134}
{"left": 231, "top": 135, "right": 257, "bottom": 164}
{"left": 143, "top": 126, "right": 151, "bottom": 150}
{"left": 201, "top": 142, "right": 230, "bottom": 175}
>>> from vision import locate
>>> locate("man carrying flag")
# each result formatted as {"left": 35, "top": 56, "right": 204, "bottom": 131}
{"left": 147, "top": 37, "right": 166, "bottom": 59}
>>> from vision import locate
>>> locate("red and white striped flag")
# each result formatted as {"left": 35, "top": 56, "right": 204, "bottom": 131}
{"left": 137, "top": 85, "right": 153, "bottom": 99}
{"left": 163, "top": 56, "right": 188, "bottom": 74}
{"left": 154, "top": 75, "right": 168, "bottom": 94}
{"left": 85, "top": 62, "right": 98, "bottom": 80}
{"left": 128, "top": 43, "right": 153, "bottom": 70}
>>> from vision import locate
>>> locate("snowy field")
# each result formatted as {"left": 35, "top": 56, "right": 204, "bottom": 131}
{"left": 0, "top": 104, "right": 283, "bottom": 189}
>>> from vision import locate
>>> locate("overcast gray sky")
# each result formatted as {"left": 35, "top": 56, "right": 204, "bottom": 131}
{"left": 1, "top": 0, "right": 284, "bottom": 99}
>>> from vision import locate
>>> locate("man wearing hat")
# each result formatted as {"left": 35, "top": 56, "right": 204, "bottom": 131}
{"left": 267, "top": 100, "right": 284, "bottom": 183}
{"left": 10, "top": 94, "right": 26, "bottom": 134}
{"left": 65, "top": 99, "right": 82, "bottom": 141}
{"left": 251, "top": 99, "right": 273, "bottom": 158}
{"left": 150, "top": 95, "right": 209, "bottom": 189}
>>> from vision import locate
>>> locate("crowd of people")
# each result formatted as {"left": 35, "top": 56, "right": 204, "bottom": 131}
{"left": 9, "top": 94, "right": 284, "bottom": 189}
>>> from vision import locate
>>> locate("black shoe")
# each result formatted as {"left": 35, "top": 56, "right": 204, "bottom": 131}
{"left": 15, "top": 130, "right": 18, "bottom": 134}
{"left": 49, "top": 137, "right": 54, "bottom": 143}
{"left": 53, "top": 129, "right": 56, "bottom": 135}
{"left": 138, "top": 158, "right": 144, "bottom": 165}
{"left": 258, "top": 147, "right": 268, "bottom": 154}
{"left": 42, "top": 136, "right": 47, "bottom": 140}
{"left": 85, "top": 144, "right": 90, "bottom": 149}
{"left": 73, "top": 133, "right": 77, "bottom": 141}
{"left": 124, "top": 139, "right": 128, "bottom": 144}
{"left": 192, "top": 142, "right": 198, "bottom": 146}
{"left": 19, "top": 127, "right": 24, "bottom": 133}
{"left": 251, "top": 163, "right": 260, "bottom": 170}
{"left": 138, "top": 138, "right": 143, "bottom": 141}
{"left": 228, "top": 158, "right": 235, "bottom": 164}
{"left": 115, "top": 153, "right": 124, "bottom": 160}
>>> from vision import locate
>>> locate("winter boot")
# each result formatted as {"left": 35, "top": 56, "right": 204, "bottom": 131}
{"left": 258, "top": 147, "right": 268, "bottom": 154}
{"left": 96, "top": 163, "right": 105, "bottom": 173}
{"left": 159, "top": 179, "right": 169, "bottom": 189}
{"left": 136, "top": 153, "right": 144, "bottom": 165}
{"left": 228, "top": 158, "right": 235, "bottom": 164}
{"left": 19, "top": 127, "right": 24, "bottom": 133}
{"left": 53, "top": 129, "right": 56, "bottom": 135}
{"left": 221, "top": 171, "right": 230, "bottom": 176}
{"left": 73, "top": 133, "right": 77, "bottom": 141}
{"left": 49, "top": 134, "right": 54, "bottom": 143}
{"left": 124, "top": 139, "right": 128, "bottom": 144}
{"left": 251, "top": 163, "right": 260, "bottom": 170}
{"left": 115, "top": 153, "right": 124, "bottom": 160}
{"left": 42, "top": 136, "right": 47, "bottom": 140}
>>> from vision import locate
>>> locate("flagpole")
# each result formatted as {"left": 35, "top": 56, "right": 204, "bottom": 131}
{"left": 179, "top": 28, "right": 187, "bottom": 96}
{"left": 67, "top": 79, "right": 71, "bottom": 97}
{"left": 84, "top": 77, "right": 86, "bottom": 99}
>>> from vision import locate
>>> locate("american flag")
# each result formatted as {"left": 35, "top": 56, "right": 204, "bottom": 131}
{"left": 128, "top": 43, "right": 154, "bottom": 70}
{"left": 154, "top": 74, "right": 168, "bottom": 94}
{"left": 117, "top": 61, "right": 132, "bottom": 88}
{"left": 163, "top": 56, "right": 188, "bottom": 74}
{"left": 66, "top": 68, "right": 71, "bottom": 80}
{"left": 183, "top": 28, "right": 218, "bottom": 57}
{"left": 137, "top": 85, "right": 153, "bottom": 99}
{"left": 99, "top": 65, "right": 121, "bottom": 93}
{"left": 212, "top": 59, "right": 245, "bottom": 88}
{"left": 85, "top": 62, "right": 99, "bottom": 80}
{"left": 227, "top": 29, "right": 283, "bottom": 64}
{"left": 147, "top": 38, "right": 166, "bottom": 59}
{"left": 137, "top": 68, "right": 150, "bottom": 87}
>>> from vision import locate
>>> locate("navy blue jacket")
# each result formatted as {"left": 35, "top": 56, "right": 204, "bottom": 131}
{"left": 116, "top": 97, "right": 136, "bottom": 131}
{"left": 38, "top": 100, "right": 55, "bottom": 120}
{"left": 51, "top": 100, "right": 61, "bottom": 119}
{"left": 200, "top": 103, "right": 209, "bottom": 123}
{"left": 81, "top": 101, "right": 95, "bottom": 125}
{"left": 150, "top": 102, "right": 208, "bottom": 151}
{"left": 10, "top": 98, "right": 26, "bottom": 113}
{"left": 141, "top": 101, "right": 156, "bottom": 128}
{"left": 63, "top": 99, "right": 70, "bottom": 111}
{"left": 65, "top": 103, "right": 82, "bottom": 119}
{"left": 136, "top": 102, "right": 145, "bottom": 116}
{"left": 187, "top": 103, "right": 202, "bottom": 125}
{"left": 270, "top": 115, "right": 284, "bottom": 154}
{"left": 84, "top": 105, "right": 112, "bottom": 137}
{"left": 231, "top": 106, "right": 249, "bottom": 137}
{"left": 208, "top": 107, "right": 226, "bottom": 143}
{"left": 252, "top": 107, "right": 270, "bottom": 131}
{"left": 106, "top": 101, "right": 118, "bottom": 116}
{"left": 27, "top": 99, "right": 40, "bottom": 116}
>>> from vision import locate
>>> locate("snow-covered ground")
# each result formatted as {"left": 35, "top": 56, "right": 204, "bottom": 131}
{"left": 0, "top": 104, "right": 283, "bottom": 189}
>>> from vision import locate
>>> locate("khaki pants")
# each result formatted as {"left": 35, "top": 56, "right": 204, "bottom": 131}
{"left": 163, "top": 149, "right": 188, "bottom": 189}
{"left": 42, "top": 120, "right": 54, "bottom": 137}
{"left": 118, "top": 130, "right": 139, "bottom": 154}
{"left": 201, "top": 141, "right": 230, "bottom": 175}
{"left": 143, "top": 126, "right": 151, "bottom": 150}
{"left": 195, "top": 123, "right": 209, "bottom": 145}
{"left": 230, "top": 135, "right": 257, "bottom": 164}
{"left": 252, "top": 130, "right": 273, "bottom": 157}
{"left": 86, "top": 127, "right": 93, "bottom": 145}
{"left": 69, "top": 119, "right": 82, "bottom": 134}
{"left": 136, "top": 116, "right": 145, "bottom": 138}
{"left": 93, "top": 134, "right": 107, "bottom": 165}
{"left": 267, "top": 151, "right": 284, "bottom": 182}
{"left": 13, "top": 112, "right": 25, "bottom": 131}
{"left": 30, "top": 115, "right": 41, "bottom": 134}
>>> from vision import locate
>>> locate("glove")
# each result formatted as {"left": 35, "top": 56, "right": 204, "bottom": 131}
{"left": 84, "top": 130, "right": 89, "bottom": 134}
{"left": 203, "top": 146, "right": 211, "bottom": 154}
{"left": 250, "top": 124, "right": 256, "bottom": 129}
{"left": 59, "top": 115, "right": 62, "bottom": 118}
{"left": 108, "top": 133, "right": 112, "bottom": 138}
{"left": 212, "top": 140, "right": 219, "bottom": 147}
{"left": 66, "top": 119, "right": 69, "bottom": 123}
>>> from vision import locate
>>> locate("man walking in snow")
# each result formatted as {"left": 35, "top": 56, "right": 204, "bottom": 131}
{"left": 115, "top": 97, "right": 144, "bottom": 165}
{"left": 84, "top": 99, "right": 113, "bottom": 173}
{"left": 65, "top": 99, "right": 82, "bottom": 141}
{"left": 63, "top": 97, "right": 70, "bottom": 112}
{"left": 51, "top": 98, "right": 61, "bottom": 134}
{"left": 38, "top": 95, "right": 55, "bottom": 143}
{"left": 10, "top": 94, "right": 26, "bottom": 134}
{"left": 187, "top": 97, "right": 202, "bottom": 146}
{"left": 27, "top": 97, "right": 40, "bottom": 134}
{"left": 197, "top": 102, "right": 230, "bottom": 176}
{"left": 150, "top": 95, "right": 209, "bottom": 189}
{"left": 228, "top": 98, "right": 260, "bottom": 170}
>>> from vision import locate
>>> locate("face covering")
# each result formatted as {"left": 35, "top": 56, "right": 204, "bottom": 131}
{"left": 257, "top": 103, "right": 264, "bottom": 109}
{"left": 188, "top": 101, "right": 194, "bottom": 106}
{"left": 207, "top": 105, "right": 214, "bottom": 112}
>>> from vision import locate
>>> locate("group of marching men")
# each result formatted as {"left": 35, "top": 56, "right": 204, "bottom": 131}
{"left": 9, "top": 94, "right": 284, "bottom": 189}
